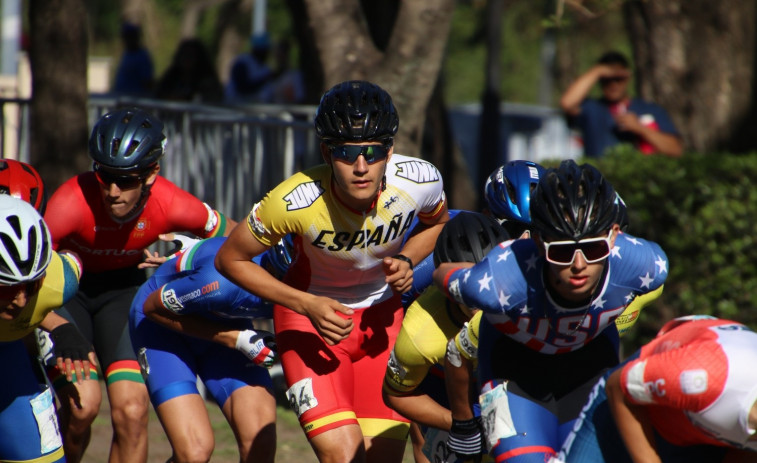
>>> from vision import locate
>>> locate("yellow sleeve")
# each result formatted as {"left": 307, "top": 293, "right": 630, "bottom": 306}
{"left": 453, "top": 310, "right": 482, "bottom": 361}
{"left": 615, "top": 284, "right": 664, "bottom": 337}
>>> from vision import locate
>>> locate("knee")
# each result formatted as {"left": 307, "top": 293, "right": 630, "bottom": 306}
{"left": 173, "top": 436, "right": 215, "bottom": 463}
{"left": 110, "top": 394, "right": 149, "bottom": 431}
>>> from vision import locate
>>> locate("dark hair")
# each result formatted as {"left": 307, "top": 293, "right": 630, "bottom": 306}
{"left": 597, "top": 51, "right": 630, "bottom": 68}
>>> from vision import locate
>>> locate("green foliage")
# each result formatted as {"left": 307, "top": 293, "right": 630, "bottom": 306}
{"left": 590, "top": 150, "right": 757, "bottom": 350}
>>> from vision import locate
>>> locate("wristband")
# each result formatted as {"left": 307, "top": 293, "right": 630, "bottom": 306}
{"left": 393, "top": 254, "right": 413, "bottom": 268}
{"left": 447, "top": 417, "right": 485, "bottom": 459}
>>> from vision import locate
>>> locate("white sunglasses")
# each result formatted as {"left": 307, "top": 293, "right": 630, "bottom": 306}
{"left": 542, "top": 230, "right": 613, "bottom": 265}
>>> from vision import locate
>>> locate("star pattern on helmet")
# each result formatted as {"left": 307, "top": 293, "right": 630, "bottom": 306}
{"left": 497, "top": 248, "right": 512, "bottom": 262}
{"left": 624, "top": 292, "right": 636, "bottom": 303}
{"left": 655, "top": 255, "right": 667, "bottom": 274}
{"left": 463, "top": 269, "right": 471, "bottom": 284}
{"left": 639, "top": 272, "right": 654, "bottom": 288}
{"left": 498, "top": 290, "right": 511, "bottom": 308}
{"left": 478, "top": 272, "right": 493, "bottom": 292}
{"left": 525, "top": 253, "right": 539, "bottom": 271}
{"left": 625, "top": 236, "right": 641, "bottom": 246}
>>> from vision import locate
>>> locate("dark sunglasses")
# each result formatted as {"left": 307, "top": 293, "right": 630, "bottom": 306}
{"left": 543, "top": 230, "right": 613, "bottom": 266}
{"left": 0, "top": 280, "right": 42, "bottom": 300}
{"left": 599, "top": 76, "right": 628, "bottom": 85}
{"left": 93, "top": 163, "right": 149, "bottom": 190}
{"left": 328, "top": 144, "right": 390, "bottom": 164}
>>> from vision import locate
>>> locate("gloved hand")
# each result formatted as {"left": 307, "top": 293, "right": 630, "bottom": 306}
{"left": 447, "top": 417, "right": 486, "bottom": 461}
{"left": 50, "top": 323, "right": 92, "bottom": 362}
{"left": 164, "top": 233, "right": 201, "bottom": 258}
{"left": 235, "top": 329, "right": 277, "bottom": 368}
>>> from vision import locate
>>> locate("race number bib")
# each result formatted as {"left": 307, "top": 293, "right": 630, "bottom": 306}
{"left": 30, "top": 387, "right": 63, "bottom": 454}
{"left": 479, "top": 380, "right": 516, "bottom": 450}
{"left": 286, "top": 377, "right": 318, "bottom": 418}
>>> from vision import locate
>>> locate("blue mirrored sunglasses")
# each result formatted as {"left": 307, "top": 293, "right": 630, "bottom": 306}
{"left": 328, "top": 144, "right": 390, "bottom": 164}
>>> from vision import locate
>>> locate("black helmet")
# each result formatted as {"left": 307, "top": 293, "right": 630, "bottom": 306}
{"left": 433, "top": 211, "right": 511, "bottom": 267}
{"left": 530, "top": 160, "right": 619, "bottom": 240}
{"left": 314, "top": 80, "right": 399, "bottom": 143}
{"left": 89, "top": 107, "right": 166, "bottom": 172}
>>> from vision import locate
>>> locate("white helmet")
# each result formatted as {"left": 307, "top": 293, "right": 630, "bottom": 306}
{"left": 0, "top": 195, "right": 52, "bottom": 285}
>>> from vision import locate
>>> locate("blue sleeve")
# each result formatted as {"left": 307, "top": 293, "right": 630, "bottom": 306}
{"left": 609, "top": 233, "right": 668, "bottom": 293}
{"left": 156, "top": 237, "right": 273, "bottom": 319}
{"left": 401, "top": 253, "right": 434, "bottom": 309}
{"left": 444, "top": 239, "right": 531, "bottom": 314}
{"left": 400, "top": 209, "right": 462, "bottom": 308}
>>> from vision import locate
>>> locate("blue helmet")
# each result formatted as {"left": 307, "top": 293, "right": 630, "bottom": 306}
{"left": 484, "top": 160, "right": 545, "bottom": 235}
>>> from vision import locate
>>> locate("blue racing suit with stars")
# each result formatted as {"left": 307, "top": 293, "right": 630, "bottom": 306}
{"left": 441, "top": 232, "right": 668, "bottom": 462}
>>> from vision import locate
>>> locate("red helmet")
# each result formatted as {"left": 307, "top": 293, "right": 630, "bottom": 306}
{"left": 0, "top": 159, "right": 46, "bottom": 213}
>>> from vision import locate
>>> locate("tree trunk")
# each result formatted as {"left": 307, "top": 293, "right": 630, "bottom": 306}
{"left": 303, "top": 0, "right": 455, "bottom": 157}
{"left": 29, "top": 0, "right": 90, "bottom": 192}
{"left": 478, "top": 0, "right": 504, "bottom": 211}
{"left": 285, "top": 0, "right": 323, "bottom": 104}
{"left": 624, "top": 0, "right": 757, "bottom": 153}
{"left": 425, "top": 76, "right": 477, "bottom": 211}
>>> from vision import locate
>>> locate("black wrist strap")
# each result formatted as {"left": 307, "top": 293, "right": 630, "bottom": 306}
{"left": 392, "top": 253, "right": 413, "bottom": 268}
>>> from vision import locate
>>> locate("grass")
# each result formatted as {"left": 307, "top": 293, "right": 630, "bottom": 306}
{"left": 83, "top": 381, "right": 415, "bottom": 462}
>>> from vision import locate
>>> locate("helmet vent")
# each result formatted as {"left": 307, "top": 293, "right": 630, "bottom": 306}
{"left": 0, "top": 227, "right": 37, "bottom": 275}
{"left": 505, "top": 179, "right": 517, "bottom": 205}
{"left": 5, "top": 215, "right": 22, "bottom": 239}
{"left": 127, "top": 140, "right": 142, "bottom": 156}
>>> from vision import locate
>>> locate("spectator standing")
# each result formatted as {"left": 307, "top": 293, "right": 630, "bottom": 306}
{"left": 113, "top": 22, "right": 154, "bottom": 97}
{"left": 559, "top": 51, "right": 683, "bottom": 158}
{"left": 154, "top": 38, "right": 223, "bottom": 104}
{"left": 225, "top": 32, "right": 275, "bottom": 105}
{"left": 259, "top": 38, "right": 306, "bottom": 105}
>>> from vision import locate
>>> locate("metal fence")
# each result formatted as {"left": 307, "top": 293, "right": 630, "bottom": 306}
{"left": 2, "top": 96, "right": 320, "bottom": 221}
{"left": 1, "top": 96, "right": 578, "bottom": 220}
